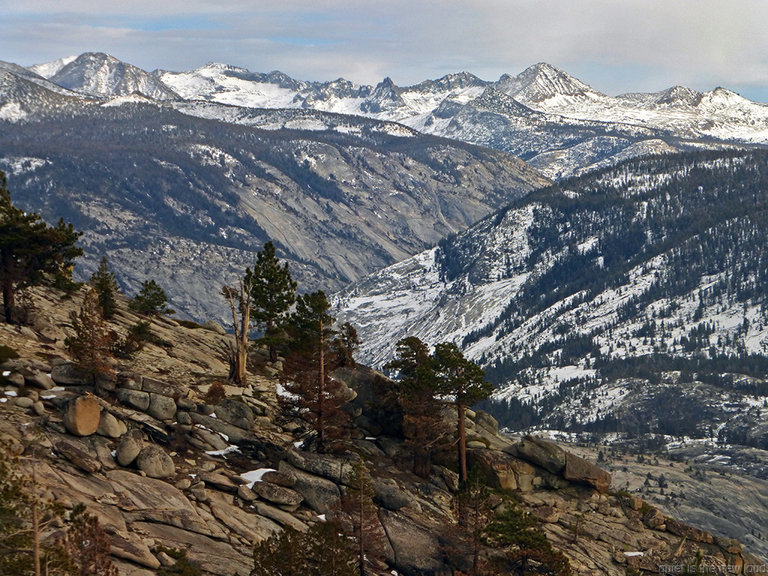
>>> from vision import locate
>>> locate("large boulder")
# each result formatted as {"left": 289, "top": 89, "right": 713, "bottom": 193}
{"left": 373, "top": 477, "right": 416, "bottom": 511}
{"left": 147, "top": 393, "right": 177, "bottom": 421}
{"left": 286, "top": 449, "right": 355, "bottom": 485}
{"left": 116, "top": 430, "right": 143, "bottom": 466}
{"left": 136, "top": 445, "right": 175, "bottom": 479}
{"left": 96, "top": 412, "right": 127, "bottom": 438}
{"left": 251, "top": 481, "right": 303, "bottom": 508}
{"left": 51, "top": 363, "right": 86, "bottom": 385}
{"left": 563, "top": 453, "right": 612, "bottom": 493}
{"left": 117, "top": 389, "right": 150, "bottom": 411}
{"left": 62, "top": 395, "right": 101, "bottom": 436}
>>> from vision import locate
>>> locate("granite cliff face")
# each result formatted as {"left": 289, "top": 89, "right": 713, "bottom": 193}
{"left": 0, "top": 100, "right": 546, "bottom": 323}
{"left": 1, "top": 287, "right": 764, "bottom": 575}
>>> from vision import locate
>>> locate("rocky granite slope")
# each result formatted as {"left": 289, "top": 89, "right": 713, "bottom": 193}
{"left": 1, "top": 287, "right": 765, "bottom": 575}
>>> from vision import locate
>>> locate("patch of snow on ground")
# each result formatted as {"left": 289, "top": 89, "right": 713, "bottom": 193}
{"left": 241, "top": 468, "right": 276, "bottom": 488}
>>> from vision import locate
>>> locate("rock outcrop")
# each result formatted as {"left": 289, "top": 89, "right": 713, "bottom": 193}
{"left": 1, "top": 287, "right": 765, "bottom": 576}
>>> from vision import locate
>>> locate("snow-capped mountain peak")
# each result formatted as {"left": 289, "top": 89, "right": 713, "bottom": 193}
{"left": 50, "top": 52, "right": 179, "bottom": 100}
{"left": 27, "top": 55, "right": 77, "bottom": 79}
{"left": 497, "top": 62, "right": 605, "bottom": 104}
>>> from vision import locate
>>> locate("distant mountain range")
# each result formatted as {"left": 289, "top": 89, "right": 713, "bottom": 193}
{"left": 3, "top": 52, "right": 768, "bottom": 178}
{"left": 0, "top": 53, "right": 546, "bottom": 322}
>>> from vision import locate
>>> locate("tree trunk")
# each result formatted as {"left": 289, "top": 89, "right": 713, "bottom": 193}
{"left": 458, "top": 402, "right": 467, "bottom": 484}
{"left": 317, "top": 317, "right": 325, "bottom": 452}
{"left": 267, "top": 317, "right": 277, "bottom": 362}
{"left": 2, "top": 278, "right": 15, "bottom": 324}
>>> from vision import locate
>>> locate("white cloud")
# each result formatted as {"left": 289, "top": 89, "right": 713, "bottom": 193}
{"left": 3, "top": 0, "right": 768, "bottom": 100}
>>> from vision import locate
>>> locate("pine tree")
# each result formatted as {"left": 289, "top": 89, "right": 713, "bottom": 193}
{"left": 0, "top": 442, "right": 72, "bottom": 576}
{"left": 281, "top": 291, "right": 350, "bottom": 453}
{"left": 247, "top": 241, "right": 297, "bottom": 362}
{"left": 66, "top": 288, "right": 118, "bottom": 385}
{"left": 333, "top": 322, "right": 361, "bottom": 368}
{"left": 59, "top": 505, "right": 117, "bottom": 576}
{"left": 433, "top": 342, "right": 492, "bottom": 484}
{"left": 341, "top": 460, "right": 384, "bottom": 576}
{"left": 89, "top": 257, "right": 119, "bottom": 320}
{"left": 385, "top": 337, "right": 445, "bottom": 478}
{"left": 0, "top": 171, "right": 82, "bottom": 324}
{"left": 129, "top": 280, "right": 174, "bottom": 316}
{"left": 251, "top": 519, "right": 356, "bottom": 576}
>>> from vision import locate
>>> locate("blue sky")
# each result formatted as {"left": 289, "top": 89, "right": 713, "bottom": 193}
{"left": 3, "top": 0, "right": 768, "bottom": 101}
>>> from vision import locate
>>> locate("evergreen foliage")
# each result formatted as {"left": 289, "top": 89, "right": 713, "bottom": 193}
{"left": 281, "top": 291, "right": 351, "bottom": 453}
{"left": 246, "top": 241, "right": 297, "bottom": 362}
{"left": 341, "top": 460, "right": 384, "bottom": 575}
{"left": 66, "top": 288, "right": 118, "bottom": 385}
{"left": 0, "top": 170, "right": 82, "bottom": 324}
{"left": 251, "top": 519, "right": 357, "bottom": 576}
{"left": 433, "top": 342, "right": 493, "bottom": 483}
{"left": 0, "top": 442, "right": 72, "bottom": 576}
{"left": 385, "top": 337, "right": 446, "bottom": 477}
{"left": 59, "top": 504, "right": 118, "bottom": 576}
{"left": 129, "top": 279, "right": 174, "bottom": 316}
{"left": 89, "top": 256, "right": 119, "bottom": 319}
{"left": 333, "top": 322, "right": 361, "bottom": 368}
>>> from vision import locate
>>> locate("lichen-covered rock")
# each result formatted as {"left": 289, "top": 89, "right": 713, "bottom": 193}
{"left": 380, "top": 509, "right": 443, "bottom": 575}
{"left": 278, "top": 461, "right": 340, "bottom": 514}
{"left": 251, "top": 481, "right": 303, "bottom": 508}
{"left": 63, "top": 395, "right": 101, "bottom": 436}
{"left": 51, "top": 363, "right": 85, "bottom": 385}
{"left": 136, "top": 445, "right": 175, "bottom": 478}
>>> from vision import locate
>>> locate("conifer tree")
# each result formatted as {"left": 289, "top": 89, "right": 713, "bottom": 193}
{"left": 281, "top": 291, "right": 350, "bottom": 453}
{"left": 66, "top": 288, "right": 118, "bottom": 385}
{"left": 341, "top": 460, "right": 384, "bottom": 576}
{"left": 385, "top": 337, "right": 445, "bottom": 477}
{"left": 251, "top": 519, "right": 356, "bottom": 576}
{"left": 0, "top": 442, "right": 72, "bottom": 576}
{"left": 89, "top": 257, "right": 119, "bottom": 320}
{"left": 0, "top": 171, "right": 82, "bottom": 324}
{"left": 433, "top": 342, "right": 492, "bottom": 484}
{"left": 247, "top": 241, "right": 297, "bottom": 362}
{"left": 129, "top": 280, "right": 174, "bottom": 316}
{"left": 59, "top": 505, "right": 117, "bottom": 576}
{"left": 333, "top": 322, "right": 361, "bottom": 368}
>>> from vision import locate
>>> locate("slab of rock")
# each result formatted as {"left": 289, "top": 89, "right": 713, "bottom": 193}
{"left": 563, "top": 454, "right": 612, "bottom": 493}
{"left": 665, "top": 517, "right": 714, "bottom": 544}
{"left": 116, "top": 430, "right": 143, "bottom": 467}
{"left": 189, "top": 413, "right": 248, "bottom": 443}
{"left": 117, "top": 389, "right": 150, "bottom": 411}
{"left": 208, "top": 491, "right": 280, "bottom": 542}
{"left": 237, "top": 484, "right": 257, "bottom": 502}
{"left": 373, "top": 477, "right": 415, "bottom": 511}
{"left": 262, "top": 470, "right": 296, "bottom": 487}
{"left": 141, "top": 376, "right": 182, "bottom": 397}
{"left": 380, "top": 509, "right": 444, "bottom": 575}
{"left": 63, "top": 395, "right": 101, "bottom": 436}
{"left": 514, "top": 435, "right": 568, "bottom": 475}
{"left": 469, "top": 450, "right": 536, "bottom": 492}
{"left": 55, "top": 440, "right": 101, "bottom": 473}
{"left": 147, "top": 393, "right": 177, "bottom": 421}
{"left": 252, "top": 501, "right": 309, "bottom": 532}
{"left": 109, "top": 530, "right": 161, "bottom": 570}
{"left": 286, "top": 449, "right": 355, "bottom": 485}
{"left": 51, "top": 363, "right": 85, "bottom": 385}
{"left": 27, "top": 371, "right": 55, "bottom": 390}
{"left": 199, "top": 470, "right": 239, "bottom": 493}
{"left": 214, "top": 398, "right": 254, "bottom": 430}
{"left": 136, "top": 445, "right": 175, "bottom": 478}
{"left": 278, "top": 461, "right": 340, "bottom": 514}
{"left": 252, "top": 481, "right": 303, "bottom": 508}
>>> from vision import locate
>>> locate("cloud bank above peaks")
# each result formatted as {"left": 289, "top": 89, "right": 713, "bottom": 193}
{"left": 4, "top": 0, "right": 768, "bottom": 101}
